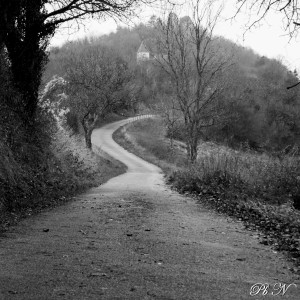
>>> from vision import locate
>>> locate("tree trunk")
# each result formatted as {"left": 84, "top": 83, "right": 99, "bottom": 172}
{"left": 85, "top": 129, "right": 93, "bottom": 149}
{"left": 3, "top": 0, "right": 54, "bottom": 126}
{"left": 187, "top": 139, "right": 198, "bottom": 163}
{"left": 82, "top": 122, "right": 93, "bottom": 150}
{"left": 9, "top": 51, "right": 44, "bottom": 124}
{"left": 186, "top": 122, "right": 199, "bottom": 163}
{"left": 82, "top": 113, "right": 99, "bottom": 150}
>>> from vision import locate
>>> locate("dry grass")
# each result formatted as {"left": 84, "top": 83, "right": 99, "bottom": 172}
{"left": 194, "top": 142, "right": 300, "bottom": 204}
{"left": 113, "top": 118, "right": 188, "bottom": 173}
{"left": 118, "top": 119, "right": 300, "bottom": 204}
{"left": 198, "top": 141, "right": 298, "bottom": 180}
{"left": 114, "top": 118, "right": 300, "bottom": 271}
{"left": 51, "top": 127, "right": 102, "bottom": 184}
{"left": 45, "top": 125, "right": 127, "bottom": 197}
{"left": 123, "top": 118, "right": 300, "bottom": 205}
{"left": 0, "top": 125, "right": 126, "bottom": 229}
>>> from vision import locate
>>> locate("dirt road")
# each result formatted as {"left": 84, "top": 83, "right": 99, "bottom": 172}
{"left": 0, "top": 118, "right": 299, "bottom": 299}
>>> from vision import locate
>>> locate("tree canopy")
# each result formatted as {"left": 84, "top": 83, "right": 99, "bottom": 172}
{"left": 63, "top": 42, "right": 131, "bottom": 148}
{"left": 0, "top": 0, "right": 155, "bottom": 127}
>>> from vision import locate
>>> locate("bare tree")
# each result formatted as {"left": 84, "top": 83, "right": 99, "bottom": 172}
{"left": 154, "top": 0, "right": 229, "bottom": 162}
{"left": 0, "top": 0, "right": 156, "bottom": 127}
{"left": 235, "top": 0, "right": 300, "bottom": 36}
{"left": 63, "top": 43, "right": 130, "bottom": 148}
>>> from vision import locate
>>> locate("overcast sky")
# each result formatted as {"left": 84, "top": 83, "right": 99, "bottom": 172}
{"left": 50, "top": 0, "right": 300, "bottom": 71}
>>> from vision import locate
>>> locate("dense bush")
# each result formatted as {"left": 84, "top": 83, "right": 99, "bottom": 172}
{"left": 1, "top": 120, "right": 125, "bottom": 227}
{"left": 0, "top": 48, "right": 125, "bottom": 226}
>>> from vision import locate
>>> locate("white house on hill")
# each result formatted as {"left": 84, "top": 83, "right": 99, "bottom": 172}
{"left": 137, "top": 41, "right": 150, "bottom": 63}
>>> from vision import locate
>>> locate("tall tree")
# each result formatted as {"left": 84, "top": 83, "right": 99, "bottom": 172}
{"left": 63, "top": 43, "right": 130, "bottom": 148}
{"left": 154, "top": 0, "right": 230, "bottom": 162}
{"left": 0, "top": 0, "right": 154, "bottom": 127}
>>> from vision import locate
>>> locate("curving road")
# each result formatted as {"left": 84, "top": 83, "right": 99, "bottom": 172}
{"left": 0, "top": 117, "right": 299, "bottom": 300}
{"left": 92, "top": 117, "right": 162, "bottom": 190}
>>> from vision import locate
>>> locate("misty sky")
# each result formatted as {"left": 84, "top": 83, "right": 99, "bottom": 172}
{"left": 50, "top": 0, "right": 300, "bottom": 71}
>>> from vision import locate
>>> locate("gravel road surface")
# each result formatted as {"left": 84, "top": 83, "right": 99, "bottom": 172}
{"left": 0, "top": 117, "right": 299, "bottom": 299}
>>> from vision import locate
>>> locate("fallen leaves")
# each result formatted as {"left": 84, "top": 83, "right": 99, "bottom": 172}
{"left": 168, "top": 169, "right": 300, "bottom": 274}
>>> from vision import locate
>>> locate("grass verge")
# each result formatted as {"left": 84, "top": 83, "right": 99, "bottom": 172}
{"left": 113, "top": 118, "right": 300, "bottom": 274}
{"left": 0, "top": 125, "right": 126, "bottom": 232}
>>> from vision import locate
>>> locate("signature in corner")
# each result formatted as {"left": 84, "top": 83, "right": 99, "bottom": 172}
{"left": 250, "top": 282, "right": 297, "bottom": 296}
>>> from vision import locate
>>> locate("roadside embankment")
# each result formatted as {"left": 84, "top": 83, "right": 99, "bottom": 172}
{"left": 113, "top": 117, "right": 300, "bottom": 274}
{"left": 0, "top": 125, "right": 126, "bottom": 231}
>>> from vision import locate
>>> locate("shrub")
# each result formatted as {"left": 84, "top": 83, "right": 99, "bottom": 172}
{"left": 65, "top": 111, "right": 80, "bottom": 134}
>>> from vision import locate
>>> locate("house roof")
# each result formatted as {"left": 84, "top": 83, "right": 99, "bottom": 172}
{"left": 137, "top": 41, "right": 149, "bottom": 53}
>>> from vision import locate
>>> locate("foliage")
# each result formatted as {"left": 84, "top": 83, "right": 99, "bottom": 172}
{"left": 186, "top": 53, "right": 300, "bottom": 151}
{"left": 0, "top": 2, "right": 139, "bottom": 225}
{"left": 0, "top": 120, "right": 126, "bottom": 229}
{"left": 171, "top": 145, "right": 300, "bottom": 205}
{"left": 84, "top": 18, "right": 300, "bottom": 153}
{"left": 0, "top": 46, "right": 126, "bottom": 227}
{"left": 114, "top": 118, "right": 300, "bottom": 272}
{"left": 61, "top": 42, "right": 131, "bottom": 148}
{"left": 0, "top": 0, "right": 154, "bottom": 127}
